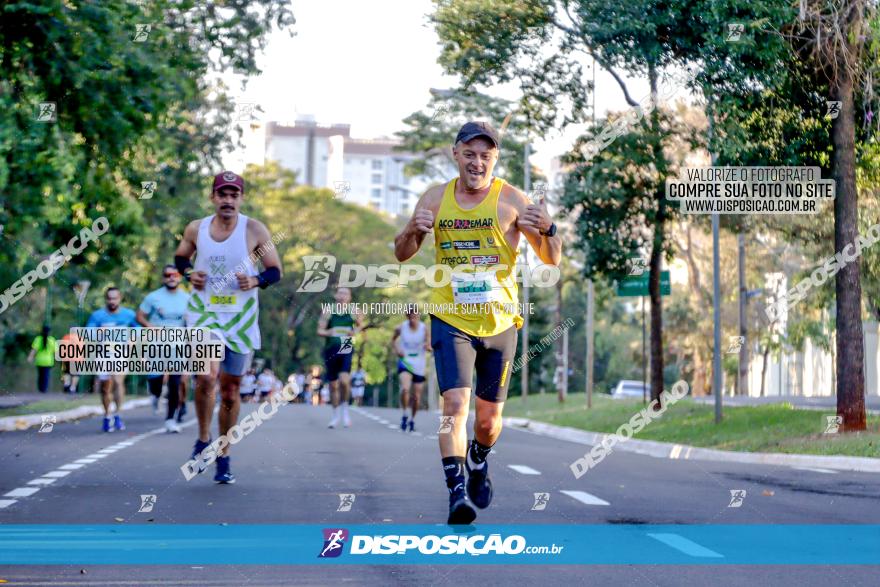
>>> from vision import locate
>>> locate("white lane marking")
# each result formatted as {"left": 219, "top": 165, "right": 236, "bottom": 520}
{"left": 27, "top": 478, "right": 57, "bottom": 486}
{"left": 559, "top": 490, "right": 610, "bottom": 506}
{"left": 427, "top": 435, "right": 438, "bottom": 440}
{"left": 0, "top": 500, "right": 17, "bottom": 509}
{"left": 412, "top": 431, "right": 423, "bottom": 436}
{"left": 97, "top": 449, "right": 118, "bottom": 454}
{"left": 5, "top": 487, "right": 40, "bottom": 498}
{"left": 74, "top": 458, "right": 98, "bottom": 464}
{"left": 58, "top": 463, "right": 85, "bottom": 470}
{"left": 43, "top": 471, "right": 71, "bottom": 478}
{"left": 85, "top": 454, "right": 109, "bottom": 459}
{"left": 508, "top": 464, "right": 541, "bottom": 475}
{"left": 387, "top": 425, "right": 398, "bottom": 430}
{"left": 792, "top": 467, "right": 837, "bottom": 474}
{"left": 647, "top": 533, "right": 723, "bottom": 558}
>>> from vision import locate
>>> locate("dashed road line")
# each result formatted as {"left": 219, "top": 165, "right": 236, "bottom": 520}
{"left": 559, "top": 489, "right": 610, "bottom": 506}
{"left": 647, "top": 533, "right": 723, "bottom": 558}
{"left": 508, "top": 464, "right": 541, "bottom": 475}
{"left": 5, "top": 487, "right": 40, "bottom": 498}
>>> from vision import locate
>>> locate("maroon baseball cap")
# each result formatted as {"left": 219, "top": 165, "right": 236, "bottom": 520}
{"left": 212, "top": 171, "right": 245, "bottom": 192}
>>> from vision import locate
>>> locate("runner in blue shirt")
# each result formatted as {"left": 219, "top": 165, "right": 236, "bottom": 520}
{"left": 137, "top": 265, "right": 191, "bottom": 433}
{"left": 86, "top": 287, "right": 139, "bottom": 432}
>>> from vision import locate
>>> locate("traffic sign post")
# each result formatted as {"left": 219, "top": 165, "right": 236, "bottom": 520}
{"left": 616, "top": 270, "right": 670, "bottom": 403}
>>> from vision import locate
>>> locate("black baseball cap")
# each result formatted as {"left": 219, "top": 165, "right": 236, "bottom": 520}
{"left": 455, "top": 121, "right": 499, "bottom": 148}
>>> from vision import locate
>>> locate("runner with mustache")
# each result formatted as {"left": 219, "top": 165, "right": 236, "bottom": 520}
{"left": 174, "top": 171, "right": 283, "bottom": 484}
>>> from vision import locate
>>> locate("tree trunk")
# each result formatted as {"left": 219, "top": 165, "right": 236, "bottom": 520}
{"left": 831, "top": 67, "right": 867, "bottom": 431}
{"left": 647, "top": 62, "right": 665, "bottom": 407}
{"left": 760, "top": 346, "right": 769, "bottom": 398}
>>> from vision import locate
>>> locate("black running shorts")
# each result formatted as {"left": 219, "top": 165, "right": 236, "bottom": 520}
{"left": 430, "top": 315, "right": 517, "bottom": 403}
{"left": 323, "top": 345, "right": 353, "bottom": 382}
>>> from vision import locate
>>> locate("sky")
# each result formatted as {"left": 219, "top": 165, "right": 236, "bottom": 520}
{"left": 221, "top": 0, "right": 661, "bottom": 176}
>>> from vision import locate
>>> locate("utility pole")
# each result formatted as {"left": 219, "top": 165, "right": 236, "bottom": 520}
{"left": 586, "top": 279, "right": 594, "bottom": 408}
{"left": 521, "top": 141, "right": 531, "bottom": 402}
{"left": 585, "top": 55, "right": 597, "bottom": 408}
{"left": 708, "top": 104, "right": 723, "bottom": 423}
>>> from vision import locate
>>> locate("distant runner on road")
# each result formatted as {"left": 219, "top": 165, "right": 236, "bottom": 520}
{"left": 392, "top": 310, "right": 430, "bottom": 432}
{"left": 86, "top": 287, "right": 140, "bottom": 433}
{"left": 136, "top": 264, "right": 190, "bottom": 433}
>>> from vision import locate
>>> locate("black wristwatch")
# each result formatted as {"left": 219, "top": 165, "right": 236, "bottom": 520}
{"left": 540, "top": 223, "right": 557, "bottom": 237}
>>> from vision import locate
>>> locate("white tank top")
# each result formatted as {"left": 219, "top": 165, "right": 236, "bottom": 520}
{"left": 399, "top": 320, "right": 426, "bottom": 376}
{"left": 185, "top": 214, "right": 260, "bottom": 353}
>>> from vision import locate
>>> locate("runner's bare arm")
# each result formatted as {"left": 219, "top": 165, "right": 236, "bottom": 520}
{"left": 394, "top": 185, "right": 442, "bottom": 262}
{"left": 391, "top": 326, "right": 403, "bottom": 356}
{"left": 237, "top": 220, "right": 282, "bottom": 291}
{"left": 135, "top": 308, "right": 152, "bottom": 328}
{"left": 175, "top": 220, "right": 207, "bottom": 289}
{"left": 317, "top": 312, "right": 331, "bottom": 337}
{"left": 512, "top": 187, "right": 562, "bottom": 266}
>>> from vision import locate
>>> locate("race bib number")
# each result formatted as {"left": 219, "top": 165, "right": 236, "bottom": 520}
{"left": 207, "top": 294, "right": 241, "bottom": 312}
{"left": 451, "top": 271, "right": 502, "bottom": 305}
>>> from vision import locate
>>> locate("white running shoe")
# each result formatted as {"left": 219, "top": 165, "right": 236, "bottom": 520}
{"left": 342, "top": 404, "right": 351, "bottom": 428}
{"left": 164, "top": 419, "right": 181, "bottom": 433}
{"left": 328, "top": 407, "right": 340, "bottom": 429}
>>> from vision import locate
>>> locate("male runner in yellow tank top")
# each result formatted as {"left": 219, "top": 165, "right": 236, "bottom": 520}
{"left": 394, "top": 122, "right": 561, "bottom": 524}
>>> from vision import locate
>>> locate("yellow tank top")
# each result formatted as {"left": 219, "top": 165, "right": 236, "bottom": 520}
{"left": 430, "top": 177, "right": 523, "bottom": 337}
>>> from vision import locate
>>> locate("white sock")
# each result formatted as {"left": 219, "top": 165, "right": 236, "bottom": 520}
{"left": 342, "top": 404, "right": 349, "bottom": 417}
{"left": 467, "top": 448, "right": 486, "bottom": 470}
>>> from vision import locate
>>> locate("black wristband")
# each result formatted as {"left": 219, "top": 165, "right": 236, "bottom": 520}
{"left": 174, "top": 256, "right": 194, "bottom": 280}
{"left": 256, "top": 266, "right": 281, "bottom": 289}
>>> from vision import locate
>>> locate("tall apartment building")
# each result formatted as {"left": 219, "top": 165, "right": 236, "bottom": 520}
{"left": 261, "top": 116, "right": 456, "bottom": 216}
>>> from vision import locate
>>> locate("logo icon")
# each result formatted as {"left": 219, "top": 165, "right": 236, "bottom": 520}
{"left": 826, "top": 101, "right": 842, "bottom": 119}
{"left": 430, "top": 104, "right": 449, "bottom": 122}
{"left": 485, "top": 237, "right": 498, "bottom": 248}
{"left": 233, "top": 103, "right": 256, "bottom": 122}
{"left": 824, "top": 415, "right": 842, "bottom": 434}
{"left": 138, "top": 494, "right": 157, "bottom": 513}
{"left": 337, "top": 494, "right": 355, "bottom": 512}
{"left": 298, "top": 255, "right": 336, "bottom": 292}
{"left": 531, "top": 492, "right": 550, "bottom": 511}
{"left": 628, "top": 257, "right": 648, "bottom": 276}
{"left": 140, "top": 181, "right": 157, "bottom": 200}
{"left": 726, "top": 335, "right": 745, "bottom": 354}
{"left": 39, "top": 415, "right": 56, "bottom": 433}
{"left": 333, "top": 181, "right": 351, "bottom": 199}
{"left": 438, "top": 416, "right": 455, "bottom": 434}
{"left": 133, "top": 24, "right": 152, "bottom": 42}
{"left": 728, "top": 489, "right": 746, "bottom": 508}
{"left": 726, "top": 23, "right": 744, "bottom": 42}
{"left": 36, "top": 102, "right": 57, "bottom": 122}
{"left": 530, "top": 183, "right": 547, "bottom": 201}
{"left": 336, "top": 337, "right": 353, "bottom": 355}
{"left": 318, "top": 528, "right": 349, "bottom": 558}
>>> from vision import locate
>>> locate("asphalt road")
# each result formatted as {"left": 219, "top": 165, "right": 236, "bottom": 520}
{"left": 0, "top": 401, "right": 877, "bottom": 586}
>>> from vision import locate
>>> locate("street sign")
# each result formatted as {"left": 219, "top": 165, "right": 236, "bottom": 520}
{"left": 616, "top": 271, "right": 671, "bottom": 297}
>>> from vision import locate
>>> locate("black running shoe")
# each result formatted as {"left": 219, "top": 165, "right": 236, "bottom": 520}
{"left": 466, "top": 459, "right": 494, "bottom": 509}
{"left": 191, "top": 437, "right": 212, "bottom": 460}
{"left": 177, "top": 402, "right": 187, "bottom": 423}
{"left": 214, "top": 456, "right": 236, "bottom": 484}
{"left": 408, "top": 419, "right": 415, "bottom": 432}
{"left": 400, "top": 415, "right": 408, "bottom": 431}
{"left": 447, "top": 483, "right": 477, "bottom": 525}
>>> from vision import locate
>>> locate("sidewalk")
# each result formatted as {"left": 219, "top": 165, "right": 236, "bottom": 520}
{"left": 503, "top": 416, "right": 880, "bottom": 474}
{"left": 690, "top": 394, "right": 880, "bottom": 414}
{"left": 0, "top": 391, "right": 94, "bottom": 410}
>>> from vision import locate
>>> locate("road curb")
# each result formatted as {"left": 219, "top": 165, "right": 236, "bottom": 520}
{"left": 0, "top": 398, "right": 152, "bottom": 432}
{"left": 503, "top": 416, "right": 880, "bottom": 473}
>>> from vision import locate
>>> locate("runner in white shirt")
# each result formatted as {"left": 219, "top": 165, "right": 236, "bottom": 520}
{"left": 392, "top": 310, "right": 430, "bottom": 432}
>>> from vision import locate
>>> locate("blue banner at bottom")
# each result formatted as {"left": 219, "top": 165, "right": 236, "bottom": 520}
{"left": 0, "top": 525, "right": 877, "bottom": 565}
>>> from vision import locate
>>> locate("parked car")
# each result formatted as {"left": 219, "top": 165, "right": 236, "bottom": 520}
{"left": 610, "top": 380, "right": 648, "bottom": 399}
